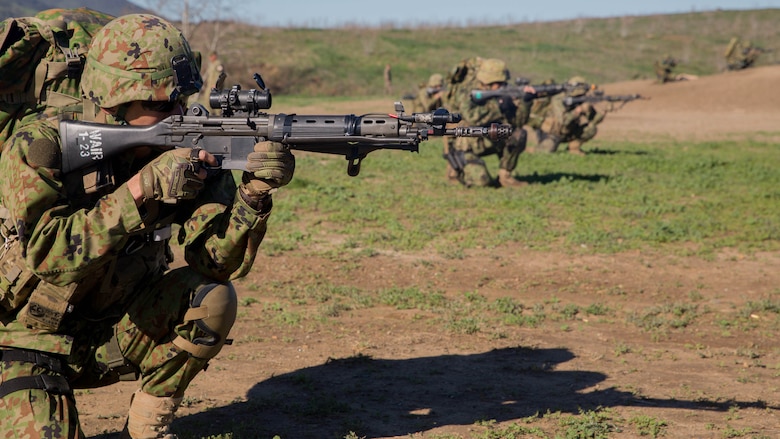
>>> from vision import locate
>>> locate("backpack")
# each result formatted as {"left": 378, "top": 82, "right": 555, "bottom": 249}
{"left": 443, "top": 56, "right": 482, "bottom": 109}
{"left": 0, "top": 7, "right": 114, "bottom": 147}
{"left": 0, "top": 8, "right": 112, "bottom": 320}
{"left": 446, "top": 56, "right": 482, "bottom": 86}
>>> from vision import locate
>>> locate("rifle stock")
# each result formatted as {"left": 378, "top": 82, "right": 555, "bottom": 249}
{"left": 59, "top": 102, "right": 511, "bottom": 177}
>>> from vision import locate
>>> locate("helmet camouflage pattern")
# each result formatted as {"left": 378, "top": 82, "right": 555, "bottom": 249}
{"left": 566, "top": 76, "right": 589, "bottom": 97}
{"left": 476, "top": 58, "right": 509, "bottom": 85}
{"left": 81, "top": 14, "right": 202, "bottom": 108}
{"left": 427, "top": 73, "right": 444, "bottom": 88}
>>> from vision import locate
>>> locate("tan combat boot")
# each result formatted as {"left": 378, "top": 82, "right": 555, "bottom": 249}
{"left": 120, "top": 390, "right": 183, "bottom": 439}
{"left": 498, "top": 169, "right": 527, "bottom": 188}
{"left": 568, "top": 140, "right": 586, "bottom": 156}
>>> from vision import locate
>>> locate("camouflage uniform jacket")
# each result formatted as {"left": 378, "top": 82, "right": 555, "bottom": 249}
{"left": 450, "top": 84, "right": 529, "bottom": 152}
{"left": 653, "top": 58, "right": 676, "bottom": 83}
{"left": 0, "top": 119, "right": 270, "bottom": 356}
{"left": 539, "top": 94, "right": 604, "bottom": 141}
{"left": 411, "top": 86, "right": 442, "bottom": 113}
{"left": 457, "top": 87, "right": 529, "bottom": 127}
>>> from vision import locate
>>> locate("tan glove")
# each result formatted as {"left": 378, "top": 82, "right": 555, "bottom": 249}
{"left": 242, "top": 141, "right": 295, "bottom": 197}
{"left": 138, "top": 148, "right": 204, "bottom": 204}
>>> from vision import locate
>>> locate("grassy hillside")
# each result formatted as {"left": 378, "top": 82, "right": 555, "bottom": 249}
{"left": 5, "top": 5, "right": 779, "bottom": 97}
{"left": 183, "top": 8, "right": 780, "bottom": 97}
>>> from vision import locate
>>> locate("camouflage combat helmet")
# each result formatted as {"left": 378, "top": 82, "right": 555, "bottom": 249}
{"left": 476, "top": 58, "right": 509, "bottom": 85}
{"left": 81, "top": 14, "right": 202, "bottom": 108}
{"left": 427, "top": 73, "right": 444, "bottom": 88}
{"left": 566, "top": 76, "right": 589, "bottom": 97}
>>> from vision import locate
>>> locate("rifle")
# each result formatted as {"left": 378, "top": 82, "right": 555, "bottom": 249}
{"left": 562, "top": 93, "right": 647, "bottom": 110}
{"left": 59, "top": 75, "right": 511, "bottom": 177}
{"left": 403, "top": 86, "right": 445, "bottom": 100}
{"left": 470, "top": 82, "right": 590, "bottom": 105}
{"left": 514, "top": 77, "right": 531, "bottom": 86}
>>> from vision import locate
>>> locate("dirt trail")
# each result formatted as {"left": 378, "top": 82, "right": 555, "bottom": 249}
{"left": 597, "top": 65, "right": 780, "bottom": 141}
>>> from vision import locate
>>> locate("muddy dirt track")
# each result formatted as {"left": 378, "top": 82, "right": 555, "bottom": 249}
{"left": 78, "top": 66, "right": 780, "bottom": 439}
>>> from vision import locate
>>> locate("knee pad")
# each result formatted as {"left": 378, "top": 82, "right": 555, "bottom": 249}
{"left": 172, "top": 282, "right": 237, "bottom": 360}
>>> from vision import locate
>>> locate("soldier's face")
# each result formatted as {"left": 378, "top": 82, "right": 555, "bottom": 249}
{"left": 123, "top": 100, "right": 185, "bottom": 126}
{"left": 110, "top": 100, "right": 184, "bottom": 158}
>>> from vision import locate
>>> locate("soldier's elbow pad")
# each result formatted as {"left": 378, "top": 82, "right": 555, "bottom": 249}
{"left": 172, "top": 281, "right": 238, "bottom": 360}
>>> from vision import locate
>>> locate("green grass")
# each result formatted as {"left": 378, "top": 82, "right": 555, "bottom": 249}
{"left": 183, "top": 9, "right": 780, "bottom": 97}
{"left": 263, "top": 135, "right": 780, "bottom": 259}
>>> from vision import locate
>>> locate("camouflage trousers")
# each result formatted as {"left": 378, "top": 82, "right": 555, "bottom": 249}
{"left": 535, "top": 124, "right": 597, "bottom": 154}
{"left": 453, "top": 128, "right": 526, "bottom": 187}
{"left": 0, "top": 266, "right": 225, "bottom": 439}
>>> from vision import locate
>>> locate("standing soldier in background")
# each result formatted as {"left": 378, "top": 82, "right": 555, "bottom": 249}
{"left": 533, "top": 76, "right": 605, "bottom": 156}
{"left": 445, "top": 58, "right": 529, "bottom": 188}
{"left": 0, "top": 14, "right": 294, "bottom": 438}
{"left": 410, "top": 73, "right": 445, "bottom": 113}
{"left": 196, "top": 51, "right": 227, "bottom": 108}
{"left": 384, "top": 64, "right": 393, "bottom": 96}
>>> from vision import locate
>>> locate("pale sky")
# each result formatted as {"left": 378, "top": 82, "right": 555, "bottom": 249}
{"left": 129, "top": 0, "right": 780, "bottom": 27}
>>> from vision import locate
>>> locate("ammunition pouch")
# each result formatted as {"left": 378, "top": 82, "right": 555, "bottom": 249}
{"left": 0, "top": 237, "right": 39, "bottom": 316}
{"left": 17, "top": 280, "right": 78, "bottom": 331}
{"left": 104, "top": 331, "right": 140, "bottom": 381}
{"left": 172, "top": 282, "right": 237, "bottom": 360}
{"left": 1, "top": 203, "right": 78, "bottom": 330}
{"left": 0, "top": 207, "right": 39, "bottom": 317}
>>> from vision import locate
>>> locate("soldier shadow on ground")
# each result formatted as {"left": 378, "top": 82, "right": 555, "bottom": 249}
{"left": 162, "top": 346, "right": 774, "bottom": 439}
{"left": 522, "top": 172, "right": 611, "bottom": 185}
{"left": 584, "top": 147, "right": 650, "bottom": 156}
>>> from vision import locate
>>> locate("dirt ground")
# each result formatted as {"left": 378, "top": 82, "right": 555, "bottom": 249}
{"left": 78, "top": 66, "right": 780, "bottom": 438}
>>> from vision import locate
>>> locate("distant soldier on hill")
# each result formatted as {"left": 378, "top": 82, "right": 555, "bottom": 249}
{"left": 653, "top": 55, "right": 699, "bottom": 83}
{"left": 410, "top": 73, "right": 445, "bottom": 113}
{"left": 384, "top": 64, "right": 393, "bottom": 95}
{"left": 725, "top": 37, "right": 771, "bottom": 70}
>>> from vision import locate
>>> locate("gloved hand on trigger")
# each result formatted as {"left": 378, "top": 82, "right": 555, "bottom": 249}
{"left": 242, "top": 140, "right": 296, "bottom": 197}
{"left": 139, "top": 148, "right": 205, "bottom": 204}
